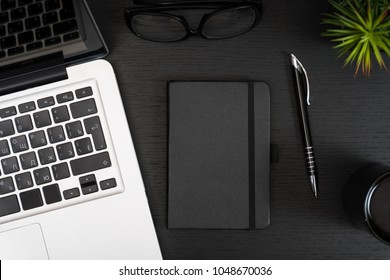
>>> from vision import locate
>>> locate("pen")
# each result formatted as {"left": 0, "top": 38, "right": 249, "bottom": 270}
{"left": 290, "top": 53, "right": 318, "bottom": 198}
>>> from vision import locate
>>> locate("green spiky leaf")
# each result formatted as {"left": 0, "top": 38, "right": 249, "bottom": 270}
{"left": 321, "top": 0, "right": 390, "bottom": 76}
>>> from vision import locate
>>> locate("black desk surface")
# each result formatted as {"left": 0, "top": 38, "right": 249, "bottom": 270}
{"left": 89, "top": 0, "right": 390, "bottom": 259}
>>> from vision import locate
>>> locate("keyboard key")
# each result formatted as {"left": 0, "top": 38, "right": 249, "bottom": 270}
{"left": 0, "top": 140, "right": 10, "bottom": 157}
{"left": 45, "top": 0, "right": 60, "bottom": 11}
{"left": 20, "top": 188, "right": 43, "bottom": 210}
{"left": 0, "top": 12, "right": 9, "bottom": 24}
{"left": 0, "top": 177, "right": 15, "bottom": 195}
{"left": 43, "top": 184, "right": 61, "bottom": 204}
{"left": 79, "top": 174, "right": 96, "bottom": 186}
{"left": 80, "top": 174, "right": 98, "bottom": 195}
{"left": 84, "top": 116, "right": 106, "bottom": 151}
{"left": 45, "top": 36, "right": 61, "bottom": 46}
{"left": 56, "top": 91, "right": 74, "bottom": 103}
{"left": 28, "top": 2, "right": 43, "bottom": 16}
{"left": 0, "top": 24, "right": 6, "bottom": 37}
{"left": 56, "top": 142, "right": 74, "bottom": 160}
{"left": 25, "top": 15, "right": 41, "bottom": 29}
{"left": 19, "top": 151, "right": 38, "bottom": 170}
{"left": 81, "top": 184, "right": 98, "bottom": 195}
{"left": 18, "top": 31, "right": 34, "bottom": 44}
{"left": 33, "top": 110, "right": 52, "bottom": 128}
{"left": 26, "top": 41, "right": 43, "bottom": 51}
{"left": 75, "top": 137, "right": 93, "bottom": 155}
{"left": 0, "top": 35, "right": 16, "bottom": 49}
{"left": 63, "top": 187, "right": 80, "bottom": 200}
{"left": 0, "top": 120, "right": 15, "bottom": 137}
{"left": 18, "top": 0, "right": 33, "bottom": 6}
{"left": 0, "top": 195, "right": 20, "bottom": 217}
{"left": 10, "top": 135, "right": 29, "bottom": 153}
{"left": 47, "top": 125, "right": 65, "bottom": 143}
{"left": 65, "top": 121, "right": 83, "bottom": 139}
{"left": 100, "top": 178, "right": 117, "bottom": 190}
{"left": 36, "top": 26, "right": 51, "bottom": 39}
{"left": 8, "top": 46, "right": 24, "bottom": 56}
{"left": 70, "top": 152, "right": 111, "bottom": 176}
{"left": 59, "top": 0, "right": 75, "bottom": 20}
{"left": 52, "top": 162, "right": 70, "bottom": 180}
{"left": 70, "top": 98, "right": 97, "bottom": 119}
{"left": 0, "top": 50, "right": 5, "bottom": 58}
{"left": 75, "top": 87, "right": 93, "bottom": 98}
{"left": 33, "top": 167, "right": 52, "bottom": 185}
{"left": 15, "top": 172, "right": 34, "bottom": 190}
{"left": 51, "top": 105, "right": 69, "bottom": 123}
{"left": 1, "top": 0, "right": 16, "bottom": 11}
{"left": 18, "top": 101, "right": 36, "bottom": 113}
{"left": 38, "top": 147, "right": 56, "bottom": 165}
{"left": 53, "top": 19, "right": 77, "bottom": 35}
{"left": 43, "top": 11, "right": 58, "bottom": 25}
{"left": 11, "top": 7, "right": 26, "bottom": 20}
{"left": 37, "top": 96, "right": 55, "bottom": 108}
{"left": 29, "top": 130, "right": 47, "bottom": 148}
{"left": 63, "top": 31, "right": 79, "bottom": 42}
{"left": 1, "top": 156, "right": 20, "bottom": 174}
{"left": 8, "top": 21, "right": 23, "bottom": 34}
{"left": 15, "top": 115, "right": 33, "bottom": 132}
{"left": 0, "top": 106, "right": 17, "bottom": 118}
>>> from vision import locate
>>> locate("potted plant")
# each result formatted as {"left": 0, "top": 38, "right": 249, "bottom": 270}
{"left": 322, "top": 0, "right": 390, "bottom": 76}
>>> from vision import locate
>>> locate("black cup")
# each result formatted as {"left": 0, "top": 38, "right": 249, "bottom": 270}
{"left": 343, "top": 164, "right": 390, "bottom": 245}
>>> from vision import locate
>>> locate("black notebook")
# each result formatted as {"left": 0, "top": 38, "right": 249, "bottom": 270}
{"left": 168, "top": 81, "right": 270, "bottom": 229}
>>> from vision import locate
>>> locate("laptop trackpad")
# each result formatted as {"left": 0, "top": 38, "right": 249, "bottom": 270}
{"left": 0, "top": 224, "right": 49, "bottom": 259}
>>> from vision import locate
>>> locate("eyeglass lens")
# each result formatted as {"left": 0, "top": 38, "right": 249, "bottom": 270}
{"left": 132, "top": 14, "right": 187, "bottom": 42}
{"left": 202, "top": 7, "right": 256, "bottom": 39}
{"left": 131, "top": 6, "right": 257, "bottom": 42}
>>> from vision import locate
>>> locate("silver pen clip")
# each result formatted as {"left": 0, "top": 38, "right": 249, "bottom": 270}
{"left": 291, "top": 54, "right": 310, "bottom": 105}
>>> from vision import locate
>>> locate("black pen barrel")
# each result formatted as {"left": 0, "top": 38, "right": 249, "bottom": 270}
{"left": 292, "top": 65, "right": 318, "bottom": 189}
{"left": 292, "top": 66, "right": 313, "bottom": 147}
{"left": 290, "top": 54, "right": 319, "bottom": 197}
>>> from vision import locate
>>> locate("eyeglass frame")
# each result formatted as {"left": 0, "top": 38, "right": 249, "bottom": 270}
{"left": 124, "top": 0, "right": 262, "bottom": 42}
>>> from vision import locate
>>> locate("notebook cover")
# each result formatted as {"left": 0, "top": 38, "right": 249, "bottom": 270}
{"left": 168, "top": 81, "right": 270, "bottom": 229}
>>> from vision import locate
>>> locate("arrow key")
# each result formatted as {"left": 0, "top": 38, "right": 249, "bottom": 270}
{"left": 63, "top": 187, "right": 80, "bottom": 200}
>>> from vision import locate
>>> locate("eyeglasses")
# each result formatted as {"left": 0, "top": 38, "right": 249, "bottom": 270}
{"left": 124, "top": 0, "right": 262, "bottom": 42}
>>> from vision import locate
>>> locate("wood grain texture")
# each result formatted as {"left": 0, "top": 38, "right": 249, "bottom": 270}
{"left": 87, "top": 0, "right": 390, "bottom": 259}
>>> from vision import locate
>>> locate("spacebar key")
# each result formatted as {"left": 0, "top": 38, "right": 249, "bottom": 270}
{"left": 70, "top": 152, "right": 111, "bottom": 176}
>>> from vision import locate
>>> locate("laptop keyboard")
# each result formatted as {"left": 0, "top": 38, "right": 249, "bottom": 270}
{"left": 0, "top": 79, "right": 124, "bottom": 222}
{"left": 0, "top": 0, "right": 81, "bottom": 59}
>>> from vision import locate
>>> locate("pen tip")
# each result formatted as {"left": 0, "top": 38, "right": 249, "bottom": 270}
{"left": 309, "top": 175, "right": 318, "bottom": 198}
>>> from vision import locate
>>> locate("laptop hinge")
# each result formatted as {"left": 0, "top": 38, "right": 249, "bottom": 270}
{"left": 0, "top": 52, "right": 68, "bottom": 96}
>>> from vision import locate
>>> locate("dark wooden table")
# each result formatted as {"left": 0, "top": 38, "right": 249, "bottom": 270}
{"left": 88, "top": 0, "right": 390, "bottom": 259}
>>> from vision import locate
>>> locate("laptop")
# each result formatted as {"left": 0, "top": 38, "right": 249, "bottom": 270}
{"left": 0, "top": 0, "right": 161, "bottom": 259}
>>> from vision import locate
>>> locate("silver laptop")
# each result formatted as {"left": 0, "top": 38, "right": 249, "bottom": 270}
{"left": 0, "top": 0, "right": 161, "bottom": 259}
